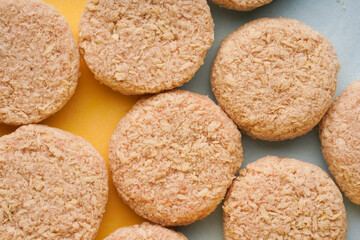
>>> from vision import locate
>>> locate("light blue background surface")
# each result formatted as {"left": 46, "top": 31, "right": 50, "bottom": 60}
{"left": 176, "top": 0, "right": 360, "bottom": 239}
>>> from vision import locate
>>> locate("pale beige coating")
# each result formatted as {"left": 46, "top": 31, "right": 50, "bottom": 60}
{"left": 109, "top": 90, "right": 243, "bottom": 226}
{"left": 211, "top": 18, "right": 340, "bottom": 141}
{"left": 104, "top": 222, "right": 187, "bottom": 240}
{"left": 320, "top": 80, "right": 360, "bottom": 204}
{"left": 209, "top": 0, "right": 273, "bottom": 11}
{"left": 223, "top": 156, "right": 347, "bottom": 240}
{"left": 79, "top": 0, "right": 214, "bottom": 95}
{"left": 0, "top": 125, "right": 108, "bottom": 240}
{"left": 0, "top": 0, "right": 80, "bottom": 125}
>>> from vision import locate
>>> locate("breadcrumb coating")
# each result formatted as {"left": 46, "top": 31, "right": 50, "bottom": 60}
{"left": 79, "top": 0, "right": 214, "bottom": 95}
{"left": 320, "top": 80, "right": 360, "bottom": 204}
{"left": 109, "top": 90, "right": 243, "bottom": 226}
{"left": 0, "top": 0, "right": 80, "bottom": 125}
{"left": 223, "top": 156, "right": 347, "bottom": 240}
{"left": 211, "top": 18, "right": 340, "bottom": 141}
{"left": 0, "top": 125, "right": 108, "bottom": 240}
{"left": 210, "top": 0, "right": 273, "bottom": 11}
{"left": 104, "top": 222, "right": 187, "bottom": 240}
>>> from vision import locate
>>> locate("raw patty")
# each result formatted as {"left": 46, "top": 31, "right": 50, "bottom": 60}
{"left": 79, "top": 0, "right": 214, "bottom": 95}
{"left": 104, "top": 222, "right": 187, "bottom": 240}
{"left": 0, "top": 0, "right": 80, "bottom": 125}
{"left": 209, "top": 0, "right": 273, "bottom": 11}
{"left": 211, "top": 18, "right": 340, "bottom": 141}
{"left": 223, "top": 156, "right": 347, "bottom": 240}
{"left": 109, "top": 90, "right": 243, "bottom": 225}
{"left": 0, "top": 124, "right": 108, "bottom": 239}
{"left": 320, "top": 79, "right": 360, "bottom": 204}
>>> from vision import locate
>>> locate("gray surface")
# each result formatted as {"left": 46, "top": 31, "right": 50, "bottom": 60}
{"left": 176, "top": 0, "right": 360, "bottom": 239}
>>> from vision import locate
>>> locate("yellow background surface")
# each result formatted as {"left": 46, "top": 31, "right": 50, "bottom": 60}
{"left": 0, "top": 0, "right": 144, "bottom": 239}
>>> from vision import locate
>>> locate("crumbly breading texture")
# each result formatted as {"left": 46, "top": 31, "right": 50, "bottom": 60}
{"left": 104, "top": 222, "right": 187, "bottom": 240}
{"left": 0, "top": 0, "right": 80, "bottom": 125}
{"left": 209, "top": 0, "right": 273, "bottom": 11}
{"left": 211, "top": 18, "right": 340, "bottom": 141}
{"left": 0, "top": 125, "right": 108, "bottom": 240}
{"left": 79, "top": 0, "right": 214, "bottom": 95}
{"left": 223, "top": 156, "right": 347, "bottom": 240}
{"left": 320, "top": 80, "right": 360, "bottom": 204}
{"left": 109, "top": 90, "right": 243, "bottom": 226}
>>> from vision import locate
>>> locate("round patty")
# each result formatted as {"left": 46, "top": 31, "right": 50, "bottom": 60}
{"left": 104, "top": 222, "right": 187, "bottom": 240}
{"left": 223, "top": 156, "right": 347, "bottom": 240}
{"left": 109, "top": 90, "right": 243, "bottom": 225}
{"left": 0, "top": 124, "right": 108, "bottom": 239}
{"left": 0, "top": 0, "right": 80, "bottom": 125}
{"left": 211, "top": 18, "right": 340, "bottom": 141}
{"left": 320, "top": 79, "right": 360, "bottom": 204}
{"left": 209, "top": 0, "right": 273, "bottom": 11}
{"left": 79, "top": 0, "right": 214, "bottom": 95}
